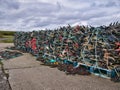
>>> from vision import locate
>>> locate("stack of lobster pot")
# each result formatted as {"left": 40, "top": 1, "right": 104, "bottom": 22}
{"left": 13, "top": 23, "right": 120, "bottom": 74}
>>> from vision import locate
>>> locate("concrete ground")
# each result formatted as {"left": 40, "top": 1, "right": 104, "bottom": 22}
{"left": 0, "top": 67, "right": 11, "bottom": 90}
{"left": 0, "top": 43, "right": 13, "bottom": 90}
{"left": 0, "top": 43, "right": 120, "bottom": 90}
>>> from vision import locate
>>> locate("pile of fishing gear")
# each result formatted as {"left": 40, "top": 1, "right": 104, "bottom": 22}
{"left": 13, "top": 22, "right": 120, "bottom": 82}
{"left": 0, "top": 50, "right": 23, "bottom": 60}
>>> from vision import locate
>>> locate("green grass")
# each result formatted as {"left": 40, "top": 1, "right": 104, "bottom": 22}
{"left": 0, "top": 31, "right": 15, "bottom": 43}
{"left": 0, "top": 61, "right": 3, "bottom": 65}
{"left": 2, "top": 35, "right": 13, "bottom": 38}
{"left": 0, "top": 34, "right": 3, "bottom": 38}
{"left": 0, "top": 38, "right": 13, "bottom": 43}
{"left": 0, "top": 31, "right": 15, "bottom": 36}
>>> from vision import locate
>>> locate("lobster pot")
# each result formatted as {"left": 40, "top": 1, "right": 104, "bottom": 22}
{"left": 14, "top": 23, "right": 120, "bottom": 78}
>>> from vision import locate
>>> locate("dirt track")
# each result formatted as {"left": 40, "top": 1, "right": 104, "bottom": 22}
{"left": 0, "top": 43, "right": 120, "bottom": 90}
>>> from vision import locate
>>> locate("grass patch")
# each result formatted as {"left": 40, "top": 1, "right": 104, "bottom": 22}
{"left": 0, "top": 39, "right": 13, "bottom": 43}
{"left": 0, "top": 31, "right": 15, "bottom": 36}
{"left": 0, "top": 31, "right": 15, "bottom": 43}
{"left": 2, "top": 35, "right": 13, "bottom": 38}
{"left": 0, "top": 34, "right": 3, "bottom": 38}
{"left": 0, "top": 37, "right": 13, "bottom": 43}
{"left": 0, "top": 61, "right": 3, "bottom": 65}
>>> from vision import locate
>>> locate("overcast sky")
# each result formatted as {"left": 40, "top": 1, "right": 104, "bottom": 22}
{"left": 0, "top": 0, "right": 120, "bottom": 31}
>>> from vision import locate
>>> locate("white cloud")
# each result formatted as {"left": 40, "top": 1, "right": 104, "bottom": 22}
{"left": 0, "top": 0, "right": 120, "bottom": 31}
{"left": 71, "top": 21, "right": 88, "bottom": 26}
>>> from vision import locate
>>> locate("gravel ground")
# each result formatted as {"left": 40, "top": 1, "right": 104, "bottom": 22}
{"left": 0, "top": 43, "right": 120, "bottom": 90}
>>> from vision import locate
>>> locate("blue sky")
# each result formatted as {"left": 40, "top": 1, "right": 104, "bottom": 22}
{"left": 0, "top": 0, "right": 120, "bottom": 31}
